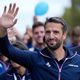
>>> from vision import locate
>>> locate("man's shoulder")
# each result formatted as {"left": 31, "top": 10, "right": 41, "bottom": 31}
{"left": 71, "top": 46, "right": 80, "bottom": 55}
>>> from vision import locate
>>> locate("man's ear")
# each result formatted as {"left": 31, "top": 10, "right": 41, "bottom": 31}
{"left": 63, "top": 31, "right": 67, "bottom": 41}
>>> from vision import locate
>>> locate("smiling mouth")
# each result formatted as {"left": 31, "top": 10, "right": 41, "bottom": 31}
{"left": 48, "top": 39, "right": 56, "bottom": 42}
{"left": 48, "top": 40, "right": 57, "bottom": 45}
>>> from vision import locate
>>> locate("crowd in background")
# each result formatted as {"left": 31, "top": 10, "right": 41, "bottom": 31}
{"left": 0, "top": 9, "right": 80, "bottom": 80}
{"left": 0, "top": 15, "right": 46, "bottom": 80}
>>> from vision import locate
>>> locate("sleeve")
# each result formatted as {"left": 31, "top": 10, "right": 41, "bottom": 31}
{"left": 0, "top": 35, "right": 36, "bottom": 68}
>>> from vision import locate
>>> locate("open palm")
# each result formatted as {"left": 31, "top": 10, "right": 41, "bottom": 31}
{"left": 0, "top": 3, "right": 19, "bottom": 28}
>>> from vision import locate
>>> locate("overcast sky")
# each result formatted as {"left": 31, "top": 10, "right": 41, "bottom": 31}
{"left": 0, "top": 0, "right": 71, "bottom": 35}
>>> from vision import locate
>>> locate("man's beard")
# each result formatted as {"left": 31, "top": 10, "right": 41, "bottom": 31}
{"left": 45, "top": 39, "right": 62, "bottom": 51}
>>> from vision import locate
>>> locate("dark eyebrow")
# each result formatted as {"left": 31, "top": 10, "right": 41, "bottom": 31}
{"left": 46, "top": 30, "right": 59, "bottom": 33}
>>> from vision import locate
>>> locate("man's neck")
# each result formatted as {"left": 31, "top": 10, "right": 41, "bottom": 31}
{"left": 48, "top": 46, "right": 65, "bottom": 61}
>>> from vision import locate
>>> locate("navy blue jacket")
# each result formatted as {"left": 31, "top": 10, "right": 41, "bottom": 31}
{"left": 0, "top": 67, "right": 31, "bottom": 80}
{"left": 71, "top": 46, "right": 80, "bottom": 54}
{"left": 0, "top": 36, "right": 80, "bottom": 80}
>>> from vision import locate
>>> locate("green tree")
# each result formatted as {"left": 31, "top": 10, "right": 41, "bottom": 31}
{"left": 62, "top": 0, "right": 80, "bottom": 33}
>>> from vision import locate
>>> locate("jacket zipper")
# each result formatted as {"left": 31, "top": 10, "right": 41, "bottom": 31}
{"left": 54, "top": 58, "right": 69, "bottom": 80}
{"left": 54, "top": 52, "right": 77, "bottom": 80}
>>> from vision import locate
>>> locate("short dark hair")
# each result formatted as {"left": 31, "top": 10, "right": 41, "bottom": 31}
{"left": 44, "top": 17, "right": 67, "bottom": 33}
{"left": 32, "top": 22, "right": 44, "bottom": 32}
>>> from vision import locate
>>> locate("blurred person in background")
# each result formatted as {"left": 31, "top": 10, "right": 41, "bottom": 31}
{"left": 0, "top": 40, "right": 31, "bottom": 80}
{"left": 66, "top": 26, "right": 80, "bottom": 53}
{"left": 22, "top": 27, "right": 33, "bottom": 49}
{"left": 31, "top": 21, "right": 46, "bottom": 51}
{"left": 66, "top": 26, "right": 80, "bottom": 48}
{"left": 33, "top": 15, "right": 38, "bottom": 24}
{"left": 7, "top": 27, "right": 22, "bottom": 43}
{"left": 0, "top": 55, "right": 10, "bottom": 74}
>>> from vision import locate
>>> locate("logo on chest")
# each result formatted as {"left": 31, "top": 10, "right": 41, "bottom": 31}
{"left": 46, "top": 62, "right": 51, "bottom": 67}
{"left": 68, "top": 64, "right": 79, "bottom": 67}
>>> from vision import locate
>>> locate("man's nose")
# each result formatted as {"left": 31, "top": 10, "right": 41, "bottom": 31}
{"left": 49, "top": 32, "right": 55, "bottom": 39}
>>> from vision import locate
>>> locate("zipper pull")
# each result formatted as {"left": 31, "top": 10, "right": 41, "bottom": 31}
{"left": 59, "top": 68, "right": 61, "bottom": 73}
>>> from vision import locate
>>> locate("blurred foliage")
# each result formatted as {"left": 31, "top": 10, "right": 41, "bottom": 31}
{"left": 62, "top": 0, "right": 80, "bottom": 35}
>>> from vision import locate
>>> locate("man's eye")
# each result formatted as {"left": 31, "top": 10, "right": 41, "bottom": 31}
{"left": 34, "top": 32, "right": 38, "bottom": 35}
{"left": 53, "top": 31, "right": 59, "bottom": 34}
{"left": 46, "top": 31, "right": 50, "bottom": 34}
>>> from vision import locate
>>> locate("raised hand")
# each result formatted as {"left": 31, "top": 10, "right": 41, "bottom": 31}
{"left": 0, "top": 3, "right": 19, "bottom": 28}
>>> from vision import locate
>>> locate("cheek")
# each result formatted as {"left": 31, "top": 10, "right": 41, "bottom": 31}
{"left": 45, "top": 35, "right": 49, "bottom": 41}
{"left": 34, "top": 35, "right": 40, "bottom": 41}
{"left": 42, "top": 32, "right": 45, "bottom": 36}
{"left": 34, "top": 35, "right": 38, "bottom": 39}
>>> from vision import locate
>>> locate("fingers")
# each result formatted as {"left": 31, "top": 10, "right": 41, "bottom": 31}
{"left": 13, "top": 7, "right": 19, "bottom": 17}
{"left": 8, "top": 3, "right": 12, "bottom": 13}
{"left": 12, "top": 19, "right": 17, "bottom": 27}
{"left": 7, "top": 3, "right": 19, "bottom": 17}
{"left": 12, "top": 3, "right": 16, "bottom": 13}
{"left": 3, "top": 6, "right": 7, "bottom": 14}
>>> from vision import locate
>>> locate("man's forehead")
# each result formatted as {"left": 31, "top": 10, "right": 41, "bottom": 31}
{"left": 34, "top": 26, "right": 45, "bottom": 32}
{"left": 45, "top": 23, "right": 63, "bottom": 30}
{"left": 45, "top": 22, "right": 63, "bottom": 28}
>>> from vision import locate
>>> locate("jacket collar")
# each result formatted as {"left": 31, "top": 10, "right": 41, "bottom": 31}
{"left": 40, "top": 46, "right": 77, "bottom": 59}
